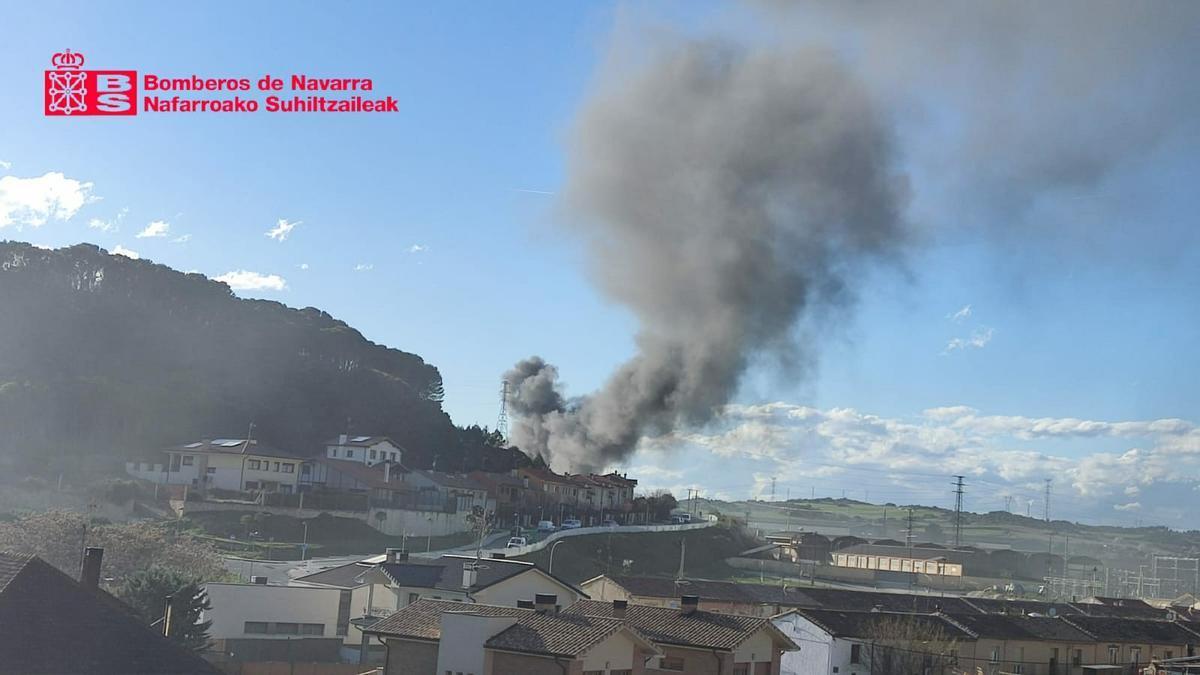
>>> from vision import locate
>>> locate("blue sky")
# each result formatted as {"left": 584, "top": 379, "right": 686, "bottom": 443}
{"left": 2, "top": 2, "right": 1198, "bottom": 527}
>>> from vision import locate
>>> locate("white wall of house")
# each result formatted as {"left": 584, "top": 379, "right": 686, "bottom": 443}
{"left": 774, "top": 612, "right": 847, "bottom": 675}
{"left": 580, "top": 631, "right": 640, "bottom": 673}
{"left": 326, "top": 439, "right": 401, "bottom": 467}
{"left": 204, "top": 583, "right": 343, "bottom": 640}
{"left": 733, "top": 629, "right": 777, "bottom": 668}
{"left": 438, "top": 613, "right": 519, "bottom": 675}
{"left": 475, "top": 570, "right": 584, "bottom": 608}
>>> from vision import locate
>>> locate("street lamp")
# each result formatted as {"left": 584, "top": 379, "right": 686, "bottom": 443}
{"left": 549, "top": 540, "right": 565, "bottom": 575}
{"left": 301, "top": 522, "right": 309, "bottom": 561}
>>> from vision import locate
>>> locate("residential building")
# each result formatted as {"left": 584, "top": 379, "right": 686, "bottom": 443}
{"left": 365, "top": 597, "right": 660, "bottom": 675}
{"left": 519, "top": 466, "right": 584, "bottom": 513}
{"left": 300, "top": 457, "right": 414, "bottom": 503}
{"left": 292, "top": 550, "right": 588, "bottom": 659}
{"left": 203, "top": 581, "right": 349, "bottom": 664}
{"left": 0, "top": 548, "right": 218, "bottom": 674}
{"left": 405, "top": 469, "right": 491, "bottom": 514}
{"left": 325, "top": 435, "right": 403, "bottom": 467}
{"left": 126, "top": 438, "right": 307, "bottom": 493}
{"left": 589, "top": 472, "right": 638, "bottom": 510}
{"left": 469, "top": 471, "right": 534, "bottom": 527}
{"left": 567, "top": 597, "right": 799, "bottom": 674}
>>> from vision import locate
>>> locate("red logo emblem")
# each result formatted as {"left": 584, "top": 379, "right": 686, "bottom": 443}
{"left": 44, "top": 50, "right": 137, "bottom": 116}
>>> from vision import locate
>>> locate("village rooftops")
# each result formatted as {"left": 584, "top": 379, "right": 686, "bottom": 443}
{"left": 311, "top": 457, "right": 410, "bottom": 489}
{"left": 0, "top": 551, "right": 219, "bottom": 674}
{"left": 784, "top": 608, "right": 976, "bottom": 641}
{"left": 566, "top": 599, "right": 797, "bottom": 652}
{"left": 944, "top": 612, "right": 1096, "bottom": 642}
{"left": 365, "top": 598, "right": 658, "bottom": 659}
{"left": 168, "top": 438, "right": 301, "bottom": 459}
{"left": 411, "top": 469, "right": 487, "bottom": 492}
{"left": 324, "top": 435, "right": 399, "bottom": 448}
{"left": 1060, "top": 615, "right": 1200, "bottom": 643}
{"left": 296, "top": 554, "right": 587, "bottom": 597}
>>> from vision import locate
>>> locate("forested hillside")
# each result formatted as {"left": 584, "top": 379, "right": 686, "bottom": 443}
{"left": 0, "top": 242, "right": 517, "bottom": 478}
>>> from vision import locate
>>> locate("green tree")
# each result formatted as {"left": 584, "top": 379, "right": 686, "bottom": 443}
{"left": 117, "top": 567, "right": 212, "bottom": 652}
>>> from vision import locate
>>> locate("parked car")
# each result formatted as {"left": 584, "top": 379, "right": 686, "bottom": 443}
{"left": 506, "top": 536, "right": 527, "bottom": 548}
{"left": 561, "top": 519, "right": 582, "bottom": 529}
{"left": 601, "top": 518, "right": 619, "bottom": 527}
{"left": 537, "top": 520, "right": 556, "bottom": 533}
{"left": 670, "top": 514, "right": 692, "bottom": 524}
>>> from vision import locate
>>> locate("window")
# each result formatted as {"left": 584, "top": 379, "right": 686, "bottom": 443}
{"left": 273, "top": 461, "right": 281, "bottom": 471}
{"left": 1167, "top": 651, "right": 1175, "bottom": 660}
{"left": 1073, "top": 650, "right": 1082, "bottom": 666}
{"left": 661, "top": 656, "right": 685, "bottom": 671}
{"left": 370, "top": 449, "right": 377, "bottom": 459}
{"left": 850, "top": 644, "right": 862, "bottom": 664}
{"left": 346, "top": 449, "right": 354, "bottom": 458}
{"left": 275, "top": 622, "right": 299, "bottom": 635}
{"left": 1109, "top": 646, "right": 1120, "bottom": 665}
{"left": 732, "top": 666, "right": 749, "bottom": 675}
{"left": 330, "top": 448, "right": 338, "bottom": 457}
{"left": 245, "top": 481, "right": 259, "bottom": 490}
{"left": 181, "top": 455, "right": 194, "bottom": 466}
{"left": 301, "top": 623, "right": 324, "bottom": 635}
{"left": 391, "top": 452, "right": 397, "bottom": 461}
{"left": 282, "top": 463, "right": 294, "bottom": 473}
{"left": 1130, "top": 648, "right": 1141, "bottom": 664}
{"left": 408, "top": 593, "right": 420, "bottom": 604}
{"left": 301, "top": 464, "right": 311, "bottom": 474}
{"left": 206, "top": 467, "right": 216, "bottom": 474}
{"left": 248, "top": 459, "right": 261, "bottom": 470}
{"left": 990, "top": 648, "right": 1000, "bottom": 663}
{"left": 244, "top": 622, "right": 268, "bottom": 634}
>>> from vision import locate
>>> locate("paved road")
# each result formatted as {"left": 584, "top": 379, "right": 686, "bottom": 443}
{"left": 221, "top": 531, "right": 512, "bottom": 584}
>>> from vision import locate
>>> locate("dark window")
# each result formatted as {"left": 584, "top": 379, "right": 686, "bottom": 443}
{"left": 661, "top": 656, "right": 685, "bottom": 671}
{"left": 181, "top": 455, "right": 194, "bottom": 466}
{"left": 851, "top": 644, "right": 862, "bottom": 664}
{"left": 346, "top": 449, "right": 354, "bottom": 458}
{"left": 248, "top": 459, "right": 261, "bottom": 470}
{"left": 370, "top": 449, "right": 377, "bottom": 459}
{"left": 282, "top": 463, "right": 294, "bottom": 473}
{"left": 244, "top": 621, "right": 268, "bottom": 634}
{"left": 1073, "top": 650, "right": 1082, "bottom": 666}
{"left": 301, "top": 623, "right": 323, "bottom": 635}
{"left": 275, "top": 622, "right": 299, "bottom": 635}
{"left": 206, "top": 467, "right": 216, "bottom": 474}
{"left": 301, "top": 464, "right": 311, "bottom": 474}
{"left": 245, "top": 481, "right": 259, "bottom": 490}
{"left": 273, "top": 461, "right": 281, "bottom": 472}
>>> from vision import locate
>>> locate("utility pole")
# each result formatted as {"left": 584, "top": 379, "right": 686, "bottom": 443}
{"left": 952, "top": 476, "right": 965, "bottom": 548}
{"left": 770, "top": 477, "right": 776, "bottom": 502}
{"left": 905, "top": 508, "right": 915, "bottom": 548}
{"left": 1044, "top": 479, "right": 1052, "bottom": 523}
{"left": 496, "top": 380, "right": 509, "bottom": 441}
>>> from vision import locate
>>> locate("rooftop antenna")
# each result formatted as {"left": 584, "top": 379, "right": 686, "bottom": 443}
{"left": 497, "top": 380, "right": 509, "bottom": 441}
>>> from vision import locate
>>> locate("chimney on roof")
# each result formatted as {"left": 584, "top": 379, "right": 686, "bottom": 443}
{"left": 463, "top": 563, "right": 478, "bottom": 589}
{"left": 339, "top": 434, "right": 348, "bottom": 445}
{"left": 535, "top": 593, "right": 557, "bottom": 614}
{"left": 251, "top": 576, "right": 268, "bottom": 585}
{"left": 680, "top": 595, "right": 699, "bottom": 615}
{"left": 79, "top": 547, "right": 103, "bottom": 589}
{"left": 612, "top": 599, "right": 628, "bottom": 619}
{"left": 386, "top": 547, "right": 404, "bottom": 564}
{"left": 517, "top": 599, "right": 535, "bottom": 609}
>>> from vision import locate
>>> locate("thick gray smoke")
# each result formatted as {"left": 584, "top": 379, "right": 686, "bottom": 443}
{"left": 506, "top": 42, "right": 908, "bottom": 472}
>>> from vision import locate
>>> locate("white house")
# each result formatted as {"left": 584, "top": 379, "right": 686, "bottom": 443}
{"left": 126, "top": 438, "right": 307, "bottom": 493}
{"left": 324, "top": 435, "right": 402, "bottom": 467}
{"left": 203, "top": 581, "right": 349, "bottom": 664}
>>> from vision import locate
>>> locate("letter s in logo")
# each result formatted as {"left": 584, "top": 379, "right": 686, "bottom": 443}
{"left": 95, "top": 73, "right": 133, "bottom": 112}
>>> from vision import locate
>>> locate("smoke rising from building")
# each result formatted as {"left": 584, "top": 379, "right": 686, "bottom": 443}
{"left": 506, "top": 42, "right": 909, "bottom": 472}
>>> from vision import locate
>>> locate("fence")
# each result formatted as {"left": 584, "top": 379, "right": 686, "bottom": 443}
{"left": 489, "top": 519, "right": 714, "bottom": 557}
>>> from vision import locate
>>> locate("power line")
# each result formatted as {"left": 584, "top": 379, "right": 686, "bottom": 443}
{"left": 952, "top": 476, "right": 965, "bottom": 547}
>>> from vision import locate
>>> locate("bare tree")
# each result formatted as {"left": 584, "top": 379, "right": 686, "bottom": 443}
{"left": 864, "top": 614, "right": 960, "bottom": 675}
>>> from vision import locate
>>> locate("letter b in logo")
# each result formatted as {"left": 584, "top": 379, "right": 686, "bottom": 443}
{"left": 95, "top": 73, "right": 134, "bottom": 113}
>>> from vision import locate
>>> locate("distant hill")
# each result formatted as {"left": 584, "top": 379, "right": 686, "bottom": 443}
{"left": 0, "top": 242, "right": 520, "bottom": 479}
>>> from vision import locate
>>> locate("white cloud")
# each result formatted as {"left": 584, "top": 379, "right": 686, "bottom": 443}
{"left": 945, "top": 327, "right": 994, "bottom": 353}
{"left": 516, "top": 188, "right": 555, "bottom": 195}
{"left": 354, "top": 263, "right": 374, "bottom": 272}
{"left": 110, "top": 245, "right": 140, "bottom": 259}
{"left": 265, "top": 218, "right": 300, "bottom": 241}
{"left": 88, "top": 206, "right": 128, "bottom": 233}
{"left": 171, "top": 234, "right": 191, "bottom": 244}
{"left": 214, "top": 270, "right": 287, "bottom": 292}
{"left": 298, "top": 263, "right": 310, "bottom": 270}
{"left": 948, "top": 304, "right": 972, "bottom": 322}
{"left": 136, "top": 220, "right": 170, "bottom": 238}
{"left": 408, "top": 244, "right": 428, "bottom": 253}
{"left": 0, "top": 159, "right": 11, "bottom": 170}
{"left": 1114, "top": 502, "right": 1141, "bottom": 512}
{"left": 0, "top": 172, "right": 94, "bottom": 228}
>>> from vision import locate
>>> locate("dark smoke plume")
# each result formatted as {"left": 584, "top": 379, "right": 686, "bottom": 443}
{"left": 506, "top": 41, "right": 908, "bottom": 472}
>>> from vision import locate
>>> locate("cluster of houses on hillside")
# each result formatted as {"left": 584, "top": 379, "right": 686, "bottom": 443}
{"left": 193, "top": 546, "right": 1200, "bottom": 675}
{"left": 125, "top": 435, "right": 641, "bottom": 535}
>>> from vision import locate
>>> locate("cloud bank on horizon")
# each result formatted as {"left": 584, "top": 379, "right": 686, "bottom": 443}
{"left": 622, "top": 403, "right": 1200, "bottom": 527}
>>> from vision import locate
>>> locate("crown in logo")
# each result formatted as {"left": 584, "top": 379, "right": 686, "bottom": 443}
{"left": 51, "top": 49, "right": 85, "bottom": 70}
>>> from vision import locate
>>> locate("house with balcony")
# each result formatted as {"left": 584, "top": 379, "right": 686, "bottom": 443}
{"left": 126, "top": 438, "right": 307, "bottom": 494}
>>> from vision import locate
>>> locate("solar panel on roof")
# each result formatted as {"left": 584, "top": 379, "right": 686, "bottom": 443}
{"left": 184, "top": 442, "right": 203, "bottom": 448}
{"left": 352, "top": 436, "right": 371, "bottom": 442}
{"left": 220, "top": 440, "right": 244, "bottom": 447}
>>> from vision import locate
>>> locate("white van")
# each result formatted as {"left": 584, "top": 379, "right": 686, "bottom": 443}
{"left": 671, "top": 513, "right": 692, "bottom": 524}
